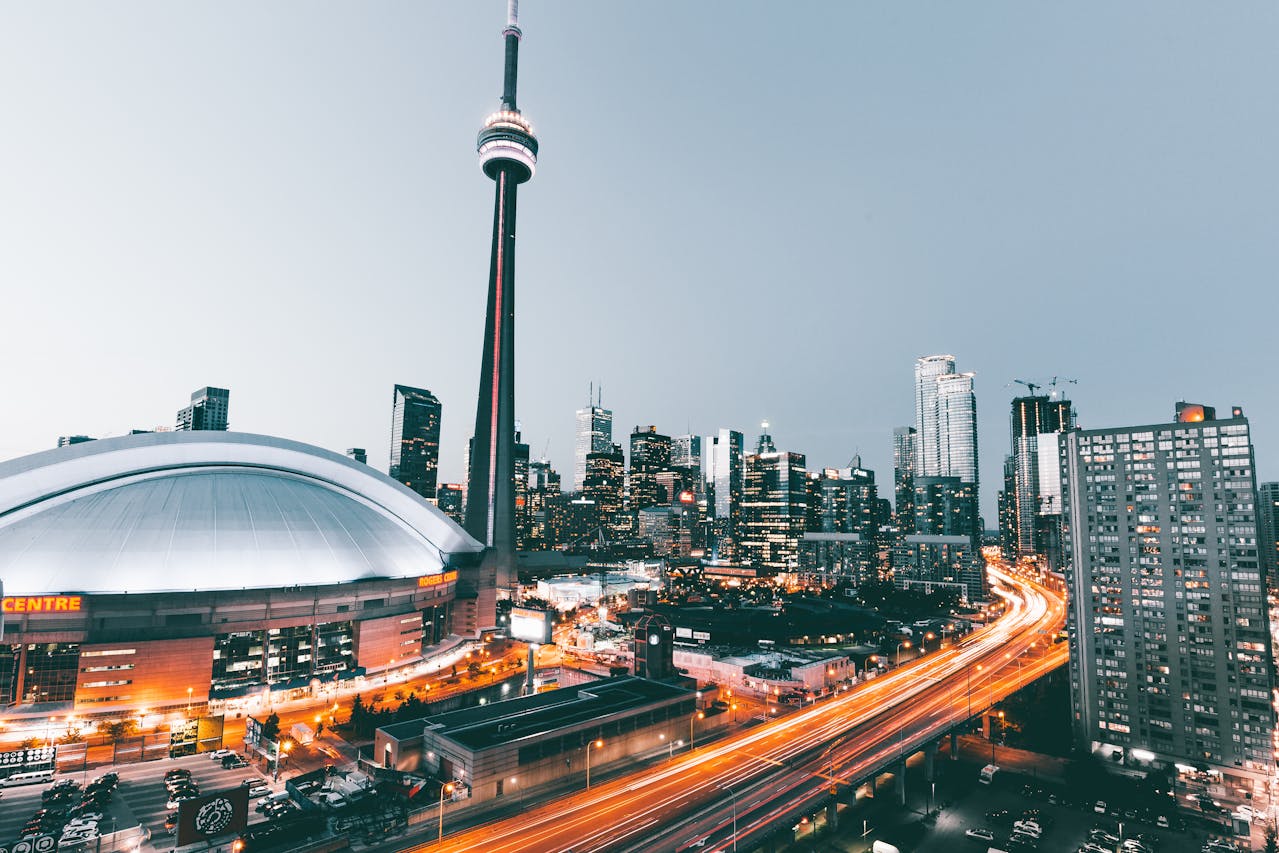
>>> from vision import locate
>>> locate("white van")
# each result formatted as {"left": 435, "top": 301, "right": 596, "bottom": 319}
{"left": 0, "top": 769, "right": 55, "bottom": 787}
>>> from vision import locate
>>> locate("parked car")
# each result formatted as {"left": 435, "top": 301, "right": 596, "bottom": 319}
{"left": 222, "top": 754, "right": 249, "bottom": 770}
{"left": 965, "top": 828, "right": 995, "bottom": 841}
{"left": 1094, "top": 801, "right": 1108, "bottom": 814}
{"left": 167, "top": 788, "right": 200, "bottom": 809}
{"left": 165, "top": 769, "right": 192, "bottom": 782}
{"left": 243, "top": 779, "right": 270, "bottom": 798}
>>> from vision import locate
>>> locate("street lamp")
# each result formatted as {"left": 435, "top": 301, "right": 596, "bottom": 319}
{"left": 273, "top": 740, "right": 291, "bottom": 782}
{"left": 690, "top": 711, "right": 704, "bottom": 749}
{"left": 991, "top": 710, "right": 1004, "bottom": 763}
{"left": 186, "top": 687, "right": 193, "bottom": 715}
{"left": 585, "top": 738, "right": 603, "bottom": 789}
{"left": 722, "top": 784, "right": 738, "bottom": 852}
{"left": 896, "top": 641, "right": 911, "bottom": 666}
{"left": 439, "top": 782, "right": 454, "bottom": 843}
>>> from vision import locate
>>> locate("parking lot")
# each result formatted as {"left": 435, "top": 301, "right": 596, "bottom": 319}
{"left": 0, "top": 749, "right": 281, "bottom": 851}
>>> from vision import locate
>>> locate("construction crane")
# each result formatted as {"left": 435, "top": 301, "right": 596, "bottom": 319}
{"left": 1012, "top": 379, "right": 1041, "bottom": 396}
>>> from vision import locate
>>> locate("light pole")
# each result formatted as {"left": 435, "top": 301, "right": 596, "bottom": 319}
{"left": 585, "top": 738, "right": 603, "bottom": 789}
{"left": 896, "top": 641, "right": 911, "bottom": 666}
{"left": 273, "top": 740, "right": 291, "bottom": 782}
{"left": 438, "top": 782, "right": 454, "bottom": 843}
{"left": 722, "top": 784, "right": 738, "bottom": 852}
{"left": 991, "top": 711, "right": 1004, "bottom": 764}
{"left": 186, "top": 687, "right": 193, "bottom": 716}
{"left": 690, "top": 711, "right": 704, "bottom": 749}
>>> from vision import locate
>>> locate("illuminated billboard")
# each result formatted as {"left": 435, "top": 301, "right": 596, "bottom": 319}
{"left": 508, "top": 606, "right": 553, "bottom": 645}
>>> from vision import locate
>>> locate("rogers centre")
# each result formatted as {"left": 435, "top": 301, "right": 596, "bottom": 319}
{"left": 0, "top": 432, "right": 484, "bottom": 724}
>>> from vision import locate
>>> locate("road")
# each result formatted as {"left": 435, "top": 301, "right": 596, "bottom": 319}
{"left": 402, "top": 563, "right": 1067, "bottom": 853}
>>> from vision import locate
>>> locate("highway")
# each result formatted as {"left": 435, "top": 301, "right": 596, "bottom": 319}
{"left": 404, "top": 563, "right": 1068, "bottom": 853}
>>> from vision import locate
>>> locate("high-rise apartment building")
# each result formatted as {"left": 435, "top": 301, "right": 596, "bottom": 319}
{"left": 914, "top": 355, "right": 955, "bottom": 477}
{"left": 1061, "top": 404, "right": 1274, "bottom": 784}
{"left": 346, "top": 448, "right": 367, "bottom": 465}
{"left": 574, "top": 403, "right": 613, "bottom": 492}
{"left": 1257, "top": 482, "right": 1279, "bottom": 585}
{"left": 57, "top": 435, "right": 96, "bottom": 448}
{"left": 176, "top": 387, "right": 230, "bottom": 432}
{"left": 807, "top": 460, "right": 880, "bottom": 545}
{"left": 629, "top": 426, "right": 672, "bottom": 509}
{"left": 389, "top": 385, "right": 442, "bottom": 500}
{"left": 514, "top": 428, "right": 530, "bottom": 550}
{"left": 892, "top": 426, "right": 916, "bottom": 531}
{"left": 913, "top": 356, "right": 979, "bottom": 540}
{"left": 703, "top": 428, "right": 744, "bottom": 561}
{"left": 912, "top": 476, "right": 978, "bottom": 543}
{"left": 741, "top": 427, "right": 807, "bottom": 570}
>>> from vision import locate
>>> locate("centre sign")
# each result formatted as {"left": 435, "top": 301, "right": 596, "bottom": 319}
{"left": 1, "top": 596, "right": 82, "bottom": 613}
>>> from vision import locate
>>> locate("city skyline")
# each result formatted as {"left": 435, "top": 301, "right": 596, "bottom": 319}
{"left": 3, "top": 3, "right": 1278, "bottom": 524}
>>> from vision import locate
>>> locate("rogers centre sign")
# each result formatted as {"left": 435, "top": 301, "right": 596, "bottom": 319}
{"left": 2, "top": 595, "right": 84, "bottom": 613}
{"left": 418, "top": 570, "right": 459, "bottom": 588}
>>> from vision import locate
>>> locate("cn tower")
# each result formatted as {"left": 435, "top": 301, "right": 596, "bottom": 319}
{"left": 460, "top": 0, "right": 538, "bottom": 636}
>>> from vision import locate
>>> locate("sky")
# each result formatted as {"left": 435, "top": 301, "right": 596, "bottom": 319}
{"left": 2, "top": 2, "right": 1277, "bottom": 523}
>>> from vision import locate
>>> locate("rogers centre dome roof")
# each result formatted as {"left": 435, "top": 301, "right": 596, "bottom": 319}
{"left": 0, "top": 432, "right": 484, "bottom": 595}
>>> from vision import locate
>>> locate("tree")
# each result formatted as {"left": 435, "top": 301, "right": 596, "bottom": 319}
{"left": 102, "top": 720, "right": 138, "bottom": 744}
{"left": 1264, "top": 822, "right": 1277, "bottom": 853}
{"left": 261, "top": 712, "right": 281, "bottom": 744}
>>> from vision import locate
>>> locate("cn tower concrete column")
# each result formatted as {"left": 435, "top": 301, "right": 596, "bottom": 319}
{"left": 925, "top": 741, "right": 937, "bottom": 782}
{"left": 950, "top": 729, "right": 959, "bottom": 758}
{"left": 895, "top": 762, "right": 907, "bottom": 804}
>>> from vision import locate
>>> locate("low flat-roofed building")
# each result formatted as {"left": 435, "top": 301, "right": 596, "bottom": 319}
{"left": 374, "top": 676, "right": 697, "bottom": 804}
{"left": 673, "top": 647, "right": 852, "bottom": 697}
{"left": 891, "top": 534, "right": 987, "bottom": 603}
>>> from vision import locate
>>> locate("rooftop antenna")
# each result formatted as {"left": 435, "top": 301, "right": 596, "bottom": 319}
{"left": 588, "top": 381, "right": 593, "bottom": 409}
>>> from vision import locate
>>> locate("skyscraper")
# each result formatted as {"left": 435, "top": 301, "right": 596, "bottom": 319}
{"left": 913, "top": 355, "right": 955, "bottom": 478}
{"left": 629, "top": 426, "right": 672, "bottom": 510}
{"left": 574, "top": 401, "right": 613, "bottom": 492}
{"left": 913, "top": 356, "right": 979, "bottom": 540}
{"left": 741, "top": 432, "right": 807, "bottom": 570}
{"left": 672, "top": 434, "right": 702, "bottom": 471}
{"left": 703, "top": 428, "right": 744, "bottom": 561}
{"left": 461, "top": 1, "right": 540, "bottom": 636}
{"left": 346, "top": 448, "right": 368, "bottom": 465}
{"left": 389, "top": 385, "right": 442, "bottom": 500}
{"left": 1258, "top": 482, "right": 1279, "bottom": 586}
{"left": 1008, "top": 394, "right": 1074, "bottom": 559}
{"left": 892, "top": 426, "right": 916, "bottom": 530}
{"left": 1061, "top": 404, "right": 1273, "bottom": 786}
{"left": 176, "top": 387, "right": 229, "bottom": 432}
{"left": 583, "top": 444, "right": 626, "bottom": 540}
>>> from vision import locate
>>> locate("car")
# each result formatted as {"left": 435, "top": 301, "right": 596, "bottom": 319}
{"left": 208, "top": 748, "right": 236, "bottom": 761}
{"left": 1122, "top": 841, "right": 1149, "bottom": 853}
{"left": 242, "top": 779, "right": 270, "bottom": 797}
{"left": 1081, "top": 844, "right": 1111, "bottom": 853}
{"left": 66, "top": 812, "right": 102, "bottom": 826}
{"left": 165, "top": 769, "right": 192, "bottom": 781}
{"left": 264, "top": 800, "right": 299, "bottom": 820}
{"left": 966, "top": 828, "right": 996, "bottom": 841}
{"left": 166, "top": 778, "right": 199, "bottom": 794}
{"left": 164, "top": 812, "right": 179, "bottom": 835}
{"left": 222, "top": 754, "right": 249, "bottom": 769}
{"left": 1012, "top": 823, "right": 1042, "bottom": 839}
{"left": 1091, "top": 831, "right": 1119, "bottom": 844}
{"left": 1095, "top": 800, "right": 1108, "bottom": 814}
{"left": 167, "top": 789, "right": 200, "bottom": 809}
{"left": 257, "top": 791, "right": 291, "bottom": 812}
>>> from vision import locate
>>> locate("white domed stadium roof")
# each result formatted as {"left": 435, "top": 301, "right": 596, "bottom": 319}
{"left": 0, "top": 432, "right": 483, "bottom": 595}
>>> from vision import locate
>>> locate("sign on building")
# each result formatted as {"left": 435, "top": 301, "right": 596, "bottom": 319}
{"left": 176, "top": 785, "right": 250, "bottom": 847}
{"left": 508, "top": 606, "right": 554, "bottom": 645}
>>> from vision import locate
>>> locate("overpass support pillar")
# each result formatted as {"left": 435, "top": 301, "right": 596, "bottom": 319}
{"left": 895, "top": 761, "right": 907, "bottom": 805}
{"left": 925, "top": 741, "right": 937, "bottom": 782}
{"left": 826, "top": 797, "right": 839, "bottom": 830}
{"left": 950, "top": 729, "right": 958, "bottom": 758}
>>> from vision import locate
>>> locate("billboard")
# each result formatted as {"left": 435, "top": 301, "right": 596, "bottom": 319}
{"left": 0, "top": 835, "right": 59, "bottom": 853}
{"left": 0, "top": 745, "right": 55, "bottom": 771}
{"left": 508, "top": 606, "right": 553, "bottom": 645}
{"left": 176, "top": 784, "right": 250, "bottom": 847}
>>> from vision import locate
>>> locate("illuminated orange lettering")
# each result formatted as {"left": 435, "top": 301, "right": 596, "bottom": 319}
{"left": 1, "top": 595, "right": 83, "bottom": 613}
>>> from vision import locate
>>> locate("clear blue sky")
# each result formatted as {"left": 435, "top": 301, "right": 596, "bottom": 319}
{"left": 2, "top": 2, "right": 1276, "bottom": 522}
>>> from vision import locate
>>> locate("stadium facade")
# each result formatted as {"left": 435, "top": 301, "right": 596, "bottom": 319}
{"left": 0, "top": 432, "right": 483, "bottom": 722}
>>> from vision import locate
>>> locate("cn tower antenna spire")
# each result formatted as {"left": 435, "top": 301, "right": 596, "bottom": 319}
{"left": 500, "top": 0, "right": 523, "bottom": 111}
